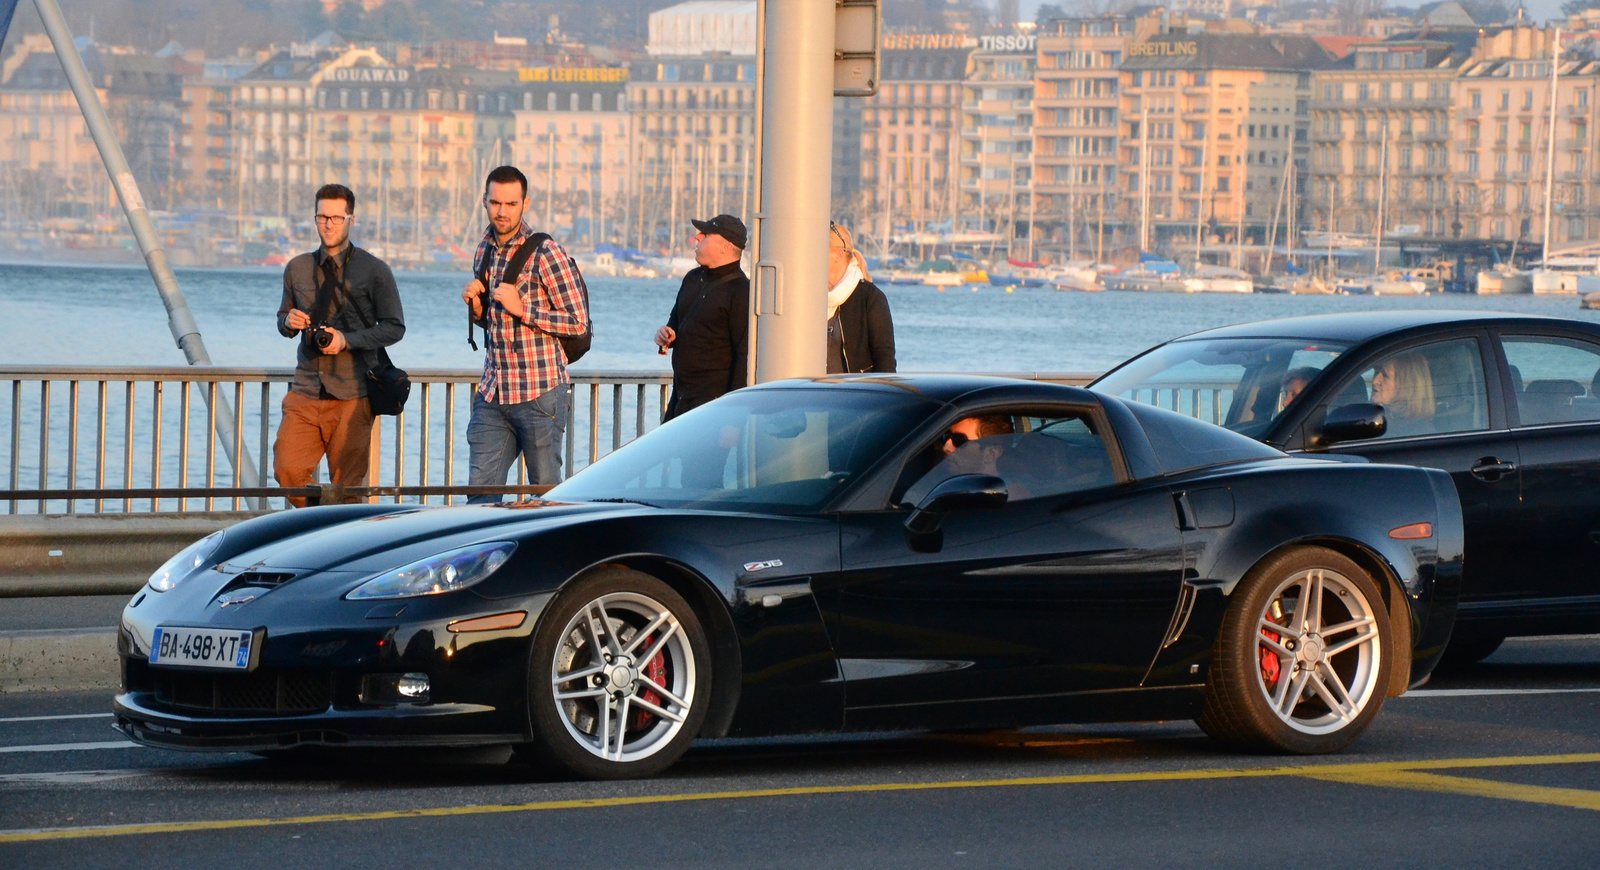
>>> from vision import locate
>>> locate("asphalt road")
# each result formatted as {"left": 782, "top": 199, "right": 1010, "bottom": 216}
{"left": 2, "top": 637, "right": 1599, "bottom": 869}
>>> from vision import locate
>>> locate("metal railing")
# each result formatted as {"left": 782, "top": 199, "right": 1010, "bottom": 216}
{"left": 1109, "top": 379, "right": 1241, "bottom": 426}
{"left": 0, "top": 366, "right": 672, "bottom": 515}
{"left": 0, "top": 367, "right": 1099, "bottom": 515}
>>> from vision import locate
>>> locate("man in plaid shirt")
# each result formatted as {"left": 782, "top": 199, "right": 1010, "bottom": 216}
{"left": 461, "top": 166, "right": 589, "bottom": 501}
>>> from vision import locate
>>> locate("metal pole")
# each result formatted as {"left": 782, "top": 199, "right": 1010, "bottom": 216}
{"left": 745, "top": 0, "right": 768, "bottom": 388}
{"left": 752, "top": 0, "right": 833, "bottom": 383}
{"left": 33, "top": 0, "right": 261, "bottom": 501}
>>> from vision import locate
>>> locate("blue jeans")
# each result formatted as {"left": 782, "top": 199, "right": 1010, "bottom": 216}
{"left": 466, "top": 386, "right": 570, "bottom": 503}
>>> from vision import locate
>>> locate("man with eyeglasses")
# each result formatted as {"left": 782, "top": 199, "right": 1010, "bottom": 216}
{"left": 653, "top": 214, "right": 749, "bottom": 420}
{"left": 274, "top": 183, "right": 405, "bottom": 506}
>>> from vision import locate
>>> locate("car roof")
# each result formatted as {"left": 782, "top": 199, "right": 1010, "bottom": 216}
{"left": 751, "top": 374, "right": 1098, "bottom": 406}
{"left": 1172, "top": 311, "right": 1600, "bottom": 344}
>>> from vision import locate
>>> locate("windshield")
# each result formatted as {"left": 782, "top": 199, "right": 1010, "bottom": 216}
{"left": 1093, "top": 338, "right": 1350, "bottom": 439}
{"left": 547, "top": 388, "right": 941, "bottom": 514}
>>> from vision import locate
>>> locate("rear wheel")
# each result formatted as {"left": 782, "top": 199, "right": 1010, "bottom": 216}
{"left": 520, "top": 569, "right": 711, "bottom": 779}
{"left": 1198, "top": 547, "right": 1391, "bottom": 754}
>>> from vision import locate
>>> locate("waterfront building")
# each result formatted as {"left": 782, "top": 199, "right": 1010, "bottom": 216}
{"left": 511, "top": 67, "right": 632, "bottom": 247}
{"left": 1119, "top": 33, "right": 1329, "bottom": 254}
{"left": 311, "top": 59, "right": 519, "bottom": 257}
{"left": 1032, "top": 16, "right": 1137, "bottom": 259}
{"left": 0, "top": 35, "right": 192, "bottom": 220}
{"left": 625, "top": 55, "right": 754, "bottom": 251}
{"left": 0, "top": 35, "right": 110, "bottom": 222}
{"left": 1451, "top": 25, "right": 1600, "bottom": 246}
{"left": 624, "top": 2, "right": 757, "bottom": 252}
{"left": 1307, "top": 31, "right": 1477, "bottom": 242}
{"left": 179, "top": 55, "right": 255, "bottom": 211}
{"left": 960, "top": 32, "right": 1037, "bottom": 257}
{"left": 860, "top": 34, "right": 971, "bottom": 253}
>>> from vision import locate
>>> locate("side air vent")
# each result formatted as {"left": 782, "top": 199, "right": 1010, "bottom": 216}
{"left": 1160, "top": 583, "right": 1199, "bottom": 649}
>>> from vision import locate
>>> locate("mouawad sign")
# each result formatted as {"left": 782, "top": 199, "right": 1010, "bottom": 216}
{"left": 324, "top": 67, "right": 412, "bottom": 83}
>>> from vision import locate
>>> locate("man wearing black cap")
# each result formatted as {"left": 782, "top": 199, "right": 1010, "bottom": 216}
{"left": 654, "top": 214, "right": 750, "bottom": 420}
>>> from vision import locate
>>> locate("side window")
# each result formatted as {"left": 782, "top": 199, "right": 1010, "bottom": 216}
{"left": 1502, "top": 335, "right": 1600, "bottom": 426}
{"left": 896, "top": 411, "right": 1116, "bottom": 506}
{"left": 1329, "top": 339, "right": 1488, "bottom": 440}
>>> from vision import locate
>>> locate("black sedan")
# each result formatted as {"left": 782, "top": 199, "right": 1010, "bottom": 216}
{"left": 115, "top": 376, "right": 1462, "bottom": 778}
{"left": 1093, "top": 311, "right": 1600, "bottom": 664}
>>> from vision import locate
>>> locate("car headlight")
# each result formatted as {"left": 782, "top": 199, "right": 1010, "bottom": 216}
{"left": 148, "top": 531, "right": 226, "bottom": 592}
{"left": 345, "top": 542, "right": 517, "bottom": 601}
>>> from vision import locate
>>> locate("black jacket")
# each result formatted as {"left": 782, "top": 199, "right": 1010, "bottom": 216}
{"left": 665, "top": 261, "right": 749, "bottom": 417}
{"left": 828, "top": 279, "right": 896, "bottom": 375}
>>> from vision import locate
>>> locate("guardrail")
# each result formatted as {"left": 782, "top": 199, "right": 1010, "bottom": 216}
{"left": 0, "top": 367, "right": 1096, "bottom": 515}
{"left": 0, "top": 366, "right": 671, "bottom": 515}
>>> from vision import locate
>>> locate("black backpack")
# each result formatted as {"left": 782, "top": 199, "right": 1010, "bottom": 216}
{"left": 469, "top": 233, "right": 593, "bottom": 363}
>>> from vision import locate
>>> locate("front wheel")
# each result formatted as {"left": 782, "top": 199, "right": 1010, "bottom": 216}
{"left": 521, "top": 569, "right": 711, "bottom": 779}
{"left": 1197, "top": 547, "right": 1392, "bottom": 754}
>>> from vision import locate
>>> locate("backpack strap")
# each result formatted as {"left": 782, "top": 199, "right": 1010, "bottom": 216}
{"left": 468, "top": 234, "right": 548, "bottom": 350}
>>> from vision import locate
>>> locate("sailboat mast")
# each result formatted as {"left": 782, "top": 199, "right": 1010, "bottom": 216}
{"left": 1139, "top": 100, "right": 1150, "bottom": 252}
{"left": 1374, "top": 115, "right": 1389, "bottom": 277}
{"left": 1194, "top": 129, "right": 1207, "bottom": 268}
{"left": 1542, "top": 28, "right": 1561, "bottom": 267}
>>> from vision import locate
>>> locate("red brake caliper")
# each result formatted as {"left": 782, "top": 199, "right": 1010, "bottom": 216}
{"left": 1260, "top": 613, "right": 1283, "bottom": 687}
{"left": 632, "top": 635, "right": 666, "bottom": 730}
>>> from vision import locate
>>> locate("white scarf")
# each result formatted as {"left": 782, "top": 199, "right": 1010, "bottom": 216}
{"left": 827, "top": 261, "right": 863, "bottom": 319}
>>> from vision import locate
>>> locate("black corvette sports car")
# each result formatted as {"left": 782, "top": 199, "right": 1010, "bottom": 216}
{"left": 1093, "top": 311, "right": 1600, "bottom": 663}
{"left": 116, "top": 376, "right": 1463, "bottom": 778}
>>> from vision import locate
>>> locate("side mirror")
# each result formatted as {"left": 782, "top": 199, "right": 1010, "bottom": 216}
{"left": 904, "top": 474, "right": 1009, "bottom": 536}
{"left": 1315, "top": 403, "right": 1387, "bottom": 448}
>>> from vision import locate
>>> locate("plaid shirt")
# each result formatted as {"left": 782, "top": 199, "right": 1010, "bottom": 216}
{"left": 471, "top": 222, "right": 589, "bottom": 404}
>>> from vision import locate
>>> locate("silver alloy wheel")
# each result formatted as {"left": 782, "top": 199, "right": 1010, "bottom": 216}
{"left": 1253, "top": 567, "right": 1382, "bottom": 735}
{"left": 549, "top": 590, "right": 697, "bottom": 762}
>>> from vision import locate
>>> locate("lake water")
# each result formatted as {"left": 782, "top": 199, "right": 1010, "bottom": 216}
{"left": 4, "top": 259, "right": 1599, "bottom": 510}
{"left": 5, "top": 260, "right": 1600, "bottom": 373}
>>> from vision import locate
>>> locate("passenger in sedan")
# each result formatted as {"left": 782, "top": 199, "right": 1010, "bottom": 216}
{"left": 1370, "top": 353, "right": 1436, "bottom": 437}
{"left": 1279, "top": 367, "right": 1321, "bottom": 411}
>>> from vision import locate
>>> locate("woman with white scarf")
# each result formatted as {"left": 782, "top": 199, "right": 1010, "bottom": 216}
{"left": 826, "top": 222, "right": 897, "bottom": 374}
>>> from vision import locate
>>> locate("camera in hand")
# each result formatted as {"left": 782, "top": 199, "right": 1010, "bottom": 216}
{"left": 311, "top": 325, "right": 335, "bottom": 349}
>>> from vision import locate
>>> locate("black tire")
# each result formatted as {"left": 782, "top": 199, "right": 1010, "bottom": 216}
{"left": 1436, "top": 633, "right": 1505, "bottom": 669}
{"left": 1197, "top": 546, "right": 1393, "bottom": 754}
{"left": 519, "top": 568, "right": 712, "bottom": 779}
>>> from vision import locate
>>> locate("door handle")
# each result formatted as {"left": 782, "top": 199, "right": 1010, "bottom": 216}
{"left": 1470, "top": 458, "right": 1517, "bottom": 481}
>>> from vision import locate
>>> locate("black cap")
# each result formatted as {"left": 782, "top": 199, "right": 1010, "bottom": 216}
{"left": 691, "top": 214, "right": 747, "bottom": 249}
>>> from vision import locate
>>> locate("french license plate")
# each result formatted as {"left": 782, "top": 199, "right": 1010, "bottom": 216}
{"left": 149, "top": 626, "right": 253, "bottom": 670}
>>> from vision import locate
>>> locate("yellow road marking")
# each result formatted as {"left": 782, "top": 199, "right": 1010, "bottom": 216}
{"left": 1302, "top": 769, "right": 1600, "bottom": 812}
{"left": 4, "top": 752, "right": 1600, "bottom": 844}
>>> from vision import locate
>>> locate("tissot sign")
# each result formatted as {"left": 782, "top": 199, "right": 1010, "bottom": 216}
{"left": 979, "top": 34, "right": 1036, "bottom": 53}
{"left": 326, "top": 67, "right": 411, "bottom": 83}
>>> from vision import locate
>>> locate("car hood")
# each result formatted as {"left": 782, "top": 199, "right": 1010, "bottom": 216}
{"left": 221, "top": 500, "right": 634, "bottom": 575}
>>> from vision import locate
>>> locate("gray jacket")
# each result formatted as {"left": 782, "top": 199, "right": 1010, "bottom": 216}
{"left": 277, "top": 245, "right": 405, "bottom": 400}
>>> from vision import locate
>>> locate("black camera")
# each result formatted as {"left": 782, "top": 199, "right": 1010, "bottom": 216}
{"left": 311, "top": 326, "right": 335, "bottom": 349}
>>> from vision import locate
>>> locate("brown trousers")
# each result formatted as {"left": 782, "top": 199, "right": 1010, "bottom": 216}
{"left": 274, "top": 390, "right": 374, "bottom": 507}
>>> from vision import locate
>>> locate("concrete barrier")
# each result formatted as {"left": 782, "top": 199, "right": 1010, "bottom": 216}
{"left": 0, "top": 627, "right": 119, "bottom": 693}
{"left": 0, "top": 511, "right": 267, "bottom": 597}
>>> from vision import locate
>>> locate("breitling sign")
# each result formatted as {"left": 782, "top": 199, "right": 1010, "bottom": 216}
{"left": 1129, "top": 41, "right": 1199, "bottom": 57}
